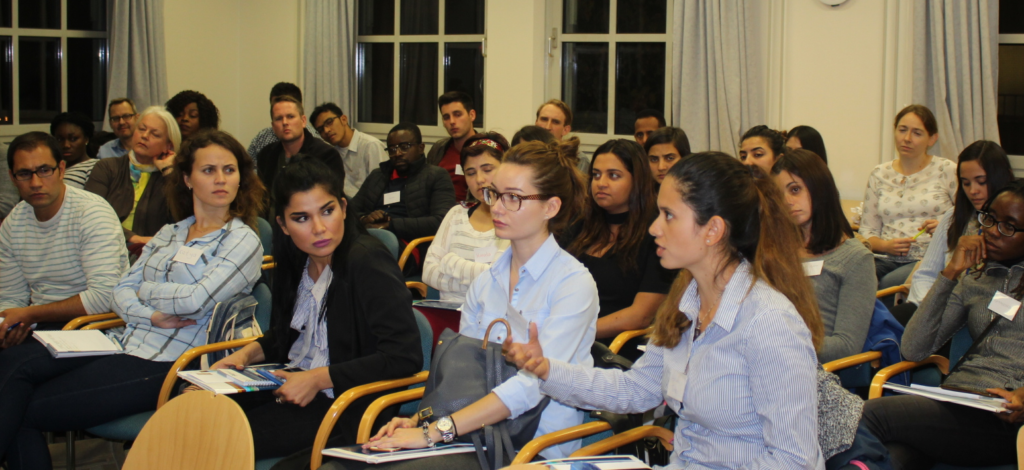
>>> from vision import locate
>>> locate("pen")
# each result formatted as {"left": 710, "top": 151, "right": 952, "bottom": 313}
{"left": 912, "top": 227, "right": 928, "bottom": 240}
{"left": 5, "top": 322, "right": 21, "bottom": 332}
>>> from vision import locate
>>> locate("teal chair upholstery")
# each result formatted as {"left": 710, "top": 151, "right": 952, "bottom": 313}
{"left": 397, "top": 309, "right": 434, "bottom": 417}
{"left": 257, "top": 217, "right": 273, "bottom": 256}
{"left": 368, "top": 228, "right": 399, "bottom": 260}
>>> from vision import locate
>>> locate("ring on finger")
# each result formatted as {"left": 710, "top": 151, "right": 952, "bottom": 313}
{"left": 276, "top": 397, "right": 284, "bottom": 404}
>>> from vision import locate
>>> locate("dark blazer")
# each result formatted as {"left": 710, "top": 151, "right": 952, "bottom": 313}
{"left": 256, "top": 128, "right": 343, "bottom": 218}
{"left": 350, "top": 157, "right": 457, "bottom": 241}
{"left": 84, "top": 154, "right": 172, "bottom": 241}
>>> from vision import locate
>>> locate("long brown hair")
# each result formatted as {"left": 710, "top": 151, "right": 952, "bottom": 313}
{"left": 649, "top": 152, "right": 824, "bottom": 351}
{"left": 165, "top": 129, "right": 266, "bottom": 230}
{"left": 501, "top": 137, "right": 587, "bottom": 235}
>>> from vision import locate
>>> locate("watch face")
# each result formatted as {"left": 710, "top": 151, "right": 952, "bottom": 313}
{"left": 437, "top": 417, "right": 453, "bottom": 431}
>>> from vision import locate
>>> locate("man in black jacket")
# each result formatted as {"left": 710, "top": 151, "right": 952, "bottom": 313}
{"left": 256, "top": 96, "right": 342, "bottom": 219}
{"left": 425, "top": 91, "right": 477, "bottom": 202}
{"left": 351, "top": 122, "right": 456, "bottom": 243}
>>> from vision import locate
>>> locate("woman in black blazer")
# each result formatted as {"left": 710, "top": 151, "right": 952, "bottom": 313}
{"left": 211, "top": 156, "right": 423, "bottom": 463}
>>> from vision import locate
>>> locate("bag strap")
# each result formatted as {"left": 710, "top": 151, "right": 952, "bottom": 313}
{"left": 483, "top": 318, "right": 511, "bottom": 350}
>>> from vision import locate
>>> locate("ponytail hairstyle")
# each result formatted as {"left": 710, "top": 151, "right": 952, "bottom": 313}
{"left": 771, "top": 148, "right": 852, "bottom": 254}
{"left": 787, "top": 125, "right": 828, "bottom": 163}
{"left": 947, "top": 140, "right": 1014, "bottom": 251}
{"left": 649, "top": 152, "right": 824, "bottom": 351}
{"left": 501, "top": 137, "right": 587, "bottom": 236}
{"left": 568, "top": 139, "right": 657, "bottom": 272}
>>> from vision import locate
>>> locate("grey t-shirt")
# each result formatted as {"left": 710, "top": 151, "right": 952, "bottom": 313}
{"left": 807, "top": 238, "right": 877, "bottom": 363}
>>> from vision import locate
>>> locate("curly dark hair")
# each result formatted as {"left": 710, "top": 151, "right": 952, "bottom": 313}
{"left": 165, "top": 90, "right": 220, "bottom": 131}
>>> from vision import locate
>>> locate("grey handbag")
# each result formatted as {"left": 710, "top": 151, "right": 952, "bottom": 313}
{"left": 417, "top": 318, "right": 550, "bottom": 470}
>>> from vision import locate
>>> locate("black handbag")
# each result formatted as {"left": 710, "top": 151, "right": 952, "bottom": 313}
{"left": 417, "top": 318, "right": 550, "bottom": 470}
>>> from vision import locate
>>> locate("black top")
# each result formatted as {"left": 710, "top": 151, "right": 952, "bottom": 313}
{"left": 255, "top": 128, "right": 344, "bottom": 219}
{"left": 351, "top": 156, "right": 457, "bottom": 241}
{"left": 577, "top": 233, "right": 676, "bottom": 320}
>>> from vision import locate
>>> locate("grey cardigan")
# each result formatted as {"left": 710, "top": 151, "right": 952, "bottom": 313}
{"left": 808, "top": 238, "right": 877, "bottom": 363}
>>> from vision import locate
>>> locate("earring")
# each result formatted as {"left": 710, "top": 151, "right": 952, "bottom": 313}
{"left": 705, "top": 239, "right": 711, "bottom": 244}
{"left": 187, "top": 186, "right": 192, "bottom": 191}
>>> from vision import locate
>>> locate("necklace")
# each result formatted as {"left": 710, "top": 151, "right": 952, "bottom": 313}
{"left": 693, "top": 296, "right": 720, "bottom": 340}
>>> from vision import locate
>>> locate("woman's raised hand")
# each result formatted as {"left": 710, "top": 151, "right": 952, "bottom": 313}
{"left": 941, "top": 234, "right": 986, "bottom": 280}
{"left": 503, "top": 322, "right": 551, "bottom": 380}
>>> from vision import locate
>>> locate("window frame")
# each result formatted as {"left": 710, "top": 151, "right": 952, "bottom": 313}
{"left": 999, "top": 33, "right": 1024, "bottom": 173}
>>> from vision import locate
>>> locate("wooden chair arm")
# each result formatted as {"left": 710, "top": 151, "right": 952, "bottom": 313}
{"left": 398, "top": 236, "right": 434, "bottom": 271}
{"left": 156, "top": 337, "right": 260, "bottom": 409}
{"left": 263, "top": 255, "right": 273, "bottom": 263}
{"left": 569, "top": 425, "right": 674, "bottom": 457}
{"left": 822, "top": 351, "right": 882, "bottom": 373}
{"left": 868, "top": 355, "right": 950, "bottom": 399}
{"left": 608, "top": 327, "right": 653, "bottom": 355}
{"left": 262, "top": 262, "right": 276, "bottom": 270}
{"left": 512, "top": 421, "right": 613, "bottom": 464}
{"left": 406, "top": 282, "right": 428, "bottom": 298}
{"left": 876, "top": 285, "right": 909, "bottom": 299}
{"left": 62, "top": 313, "right": 118, "bottom": 330}
{"left": 81, "top": 319, "right": 127, "bottom": 330}
{"left": 355, "top": 387, "right": 427, "bottom": 445}
{"left": 311, "top": 371, "right": 430, "bottom": 469}
{"left": 1017, "top": 425, "right": 1024, "bottom": 469}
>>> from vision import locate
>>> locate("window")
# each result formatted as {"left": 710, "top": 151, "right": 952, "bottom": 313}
{"left": 546, "top": 0, "right": 670, "bottom": 142}
{"left": 0, "top": 0, "right": 108, "bottom": 129}
{"left": 998, "top": 0, "right": 1024, "bottom": 157}
{"left": 356, "top": 0, "right": 485, "bottom": 135}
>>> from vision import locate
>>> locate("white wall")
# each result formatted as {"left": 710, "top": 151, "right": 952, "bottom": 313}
{"left": 482, "top": 0, "right": 547, "bottom": 138}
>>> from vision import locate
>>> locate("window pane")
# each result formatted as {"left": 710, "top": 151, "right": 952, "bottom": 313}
{"left": 67, "top": 38, "right": 108, "bottom": 121}
{"left": 563, "top": 0, "right": 609, "bottom": 34}
{"left": 998, "top": 45, "right": 1024, "bottom": 155}
{"left": 358, "top": 0, "right": 395, "bottom": 36}
{"left": 67, "top": 0, "right": 106, "bottom": 31}
{"left": 0, "top": 36, "right": 10, "bottom": 125}
{"left": 400, "top": 0, "right": 438, "bottom": 35}
{"left": 562, "top": 42, "right": 608, "bottom": 134}
{"left": 19, "top": 37, "right": 60, "bottom": 124}
{"left": 1000, "top": 0, "right": 1024, "bottom": 34}
{"left": 0, "top": 0, "right": 11, "bottom": 28}
{"left": 399, "top": 43, "right": 438, "bottom": 125}
{"left": 445, "top": 0, "right": 483, "bottom": 35}
{"left": 357, "top": 42, "right": 395, "bottom": 123}
{"left": 18, "top": 0, "right": 60, "bottom": 29}
{"left": 617, "top": 0, "right": 666, "bottom": 34}
{"left": 615, "top": 42, "right": 665, "bottom": 135}
{"left": 444, "top": 42, "right": 483, "bottom": 126}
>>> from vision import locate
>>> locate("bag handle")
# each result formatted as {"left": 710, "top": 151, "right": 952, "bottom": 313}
{"left": 483, "top": 319, "right": 512, "bottom": 350}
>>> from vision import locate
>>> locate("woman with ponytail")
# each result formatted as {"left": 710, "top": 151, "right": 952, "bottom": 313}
{"left": 507, "top": 153, "right": 825, "bottom": 468}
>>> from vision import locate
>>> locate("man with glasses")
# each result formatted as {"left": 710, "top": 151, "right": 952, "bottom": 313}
{"left": 0, "top": 132, "right": 128, "bottom": 347}
{"left": 97, "top": 98, "right": 138, "bottom": 159}
{"left": 310, "top": 102, "right": 387, "bottom": 196}
{"left": 351, "top": 122, "right": 456, "bottom": 267}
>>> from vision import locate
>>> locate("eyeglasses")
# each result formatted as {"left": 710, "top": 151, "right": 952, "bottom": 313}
{"left": 386, "top": 142, "right": 416, "bottom": 156}
{"left": 481, "top": 187, "right": 551, "bottom": 212}
{"left": 315, "top": 116, "right": 338, "bottom": 134}
{"left": 109, "top": 113, "right": 136, "bottom": 123}
{"left": 13, "top": 165, "right": 59, "bottom": 181}
{"left": 978, "top": 211, "right": 1022, "bottom": 237}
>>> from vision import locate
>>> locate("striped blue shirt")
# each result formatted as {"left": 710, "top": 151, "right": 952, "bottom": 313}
{"left": 0, "top": 186, "right": 128, "bottom": 314}
{"left": 460, "top": 233, "right": 598, "bottom": 459}
{"left": 113, "top": 216, "right": 262, "bottom": 362}
{"left": 287, "top": 261, "right": 335, "bottom": 397}
{"left": 542, "top": 261, "right": 825, "bottom": 469}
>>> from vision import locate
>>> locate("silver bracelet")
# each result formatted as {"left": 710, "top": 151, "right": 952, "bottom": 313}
{"left": 421, "top": 421, "right": 435, "bottom": 448}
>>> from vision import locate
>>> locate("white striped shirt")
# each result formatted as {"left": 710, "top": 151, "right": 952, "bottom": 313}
{"left": 542, "top": 261, "right": 825, "bottom": 469}
{"left": 0, "top": 186, "right": 128, "bottom": 315}
{"left": 63, "top": 158, "right": 100, "bottom": 189}
{"left": 113, "top": 216, "right": 262, "bottom": 362}
{"left": 423, "top": 205, "right": 509, "bottom": 303}
{"left": 287, "top": 261, "right": 335, "bottom": 398}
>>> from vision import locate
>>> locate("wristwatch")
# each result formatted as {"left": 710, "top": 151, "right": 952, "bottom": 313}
{"left": 435, "top": 416, "right": 457, "bottom": 444}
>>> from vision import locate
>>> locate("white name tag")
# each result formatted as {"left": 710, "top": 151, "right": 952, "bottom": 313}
{"left": 802, "top": 260, "right": 824, "bottom": 276}
{"left": 989, "top": 291, "right": 1021, "bottom": 321}
{"left": 172, "top": 245, "right": 204, "bottom": 265}
{"left": 474, "top": 246, "right": 498, "bottom": 264}
{"left": 455, "top": 164, "right": 464, "bottom": 176}
{"left": 383, "top": 191, "right": 401, "bottom": 205}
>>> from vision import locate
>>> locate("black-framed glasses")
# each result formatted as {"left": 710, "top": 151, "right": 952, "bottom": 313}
{"left": 386, "top": 142, "right": 416, "bottom": 156}
{"left": 109, "top": 113, "right": 136, "bottom": 123}
{"left": 13, "top": 165, "right": 59, "bottom": 181}
{"left": 978, "top": 211, "right": 1022, "bottom": 237}
{"left": 481, "top": 187, "right": 551, "bottom": 212}
{"left": 314, "top": 115, "right": 338, "bottom": 134}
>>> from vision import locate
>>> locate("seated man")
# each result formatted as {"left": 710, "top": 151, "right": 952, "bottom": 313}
{"left": 535, "top": 99, "right": 590, "bottom": 173}
{"left": 97, "top": 98, "right": 138, "bottom": 159}
{"left": 310, "top": 102, "right": 388, "bottom": 196}
{"left": 426, "top": 91, "right": 478, "bottom": 202}
{"left": 633, "top": 108, "right": 666, "bottom": 147}
{"left": 247, "top": 82, "right": 321, "bottom": 162}
{"left": 0, "top": 132, "right": 129, "bottom": 347}
{"left": 351, "top": 122, "right": 456, "bottom": 243}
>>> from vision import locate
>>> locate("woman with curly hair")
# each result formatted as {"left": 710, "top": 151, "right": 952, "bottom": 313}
{"left": 165, "top": 90, "right": 220, "bottom": 140}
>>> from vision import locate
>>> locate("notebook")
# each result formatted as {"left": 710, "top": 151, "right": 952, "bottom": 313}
{"left": 178, "top": 367, "right": 284, "bottom": 395}
{"left": 883, "top": 383, "right": 1009, "bottom": 413}
{"left": 534, "top": 455, "right": 651, "bottom": 469}
{"left": 32, "top": 330, "right": 124, "bottom": 358}
{"left": 412, "top": 300, "right": 462, "bottom": 311}
{"left": 321, "top": 443, "right": 476, "bottom": 464}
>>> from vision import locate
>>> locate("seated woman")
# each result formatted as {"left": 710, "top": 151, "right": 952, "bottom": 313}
{"left": 85, "top": 106, "right": 181, "bottom": 244}
{"left": 50, "top": 111, "right": 98, "bottom": 189}
{"left": 508, "top": 152, "right": 826, "bottom": 469}
{"left": 786, "top": 125, "right": 828, "bottom": 163}
{"left": 863, "top": 179, "right": 1024, "bottom": 469}
{"left": 0, "top": 129, "right": 265, "bottom": 470}
{"left": 210, "top": 157, "right": 423, "bottom": 464}
{"left": 738, "top": 125, "right": 786, "bottom": 174}
{"left": 643, "top": 127, "right": 690, "bottom": 185}
{"left": 565, "top": 139, "right": 675, "bottom": 361}
{"left": 860, "top": 104, "right": 956, "bottom": 291}
{"left": 318, "top": 139, "right": 597, "bottom": 469}
{"left": 892, "top": 140, "right": 1014, "bottom": 325}
{"left": 510, "top": 125, "right": 555, "bottom": 146}
{"left": 165, "top": 90, "right": 220, "bottom": 141}
{"left": 772, "top": 148, "right": 876, "bottom": 363}
{"left": 423, "top": 132, "right": 512, "bottom": 303}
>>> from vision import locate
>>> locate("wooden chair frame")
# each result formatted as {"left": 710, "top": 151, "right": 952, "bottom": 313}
{"left": 569, "top": 425, "right": 674, "bottom": 458}
{"left": 398, "top": 236, "right": 434, "bottom": 272}
{"left": 868, "top": 355, "right": 950, "bottom": 399}
{"left": 608, "top": 327, "right": 651, "bottom": 355}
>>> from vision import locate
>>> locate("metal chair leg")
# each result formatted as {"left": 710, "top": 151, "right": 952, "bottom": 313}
{"left": 65, "top": 430, "right": 75, "bottom": 470}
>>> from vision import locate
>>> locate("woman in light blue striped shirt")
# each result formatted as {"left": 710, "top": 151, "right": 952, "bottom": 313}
{"left": 509, "top": 153, "right": 827, "bottom": 469}
{"left": 0, "top": 129, "right": 265, "bottom": 470}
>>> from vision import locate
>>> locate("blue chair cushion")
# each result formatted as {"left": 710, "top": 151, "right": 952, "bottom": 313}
{"left": 368, "top": 229, "right": 400, "bottom": 260}
{"left": 256, "top": 457, "right": 284, "bottom": 470}
{"left": 257, "top": 217, "right": 273, "bottom": 256}
{"left": 86, "top": 411, "right": 153, "bottom": 441}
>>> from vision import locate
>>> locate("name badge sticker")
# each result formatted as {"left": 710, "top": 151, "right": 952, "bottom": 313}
{"left": 989, "top": 291, "right": 1021, "bottom": 321}
{"left": 474, "top": 246, "right": 498, "bottom": 264}
{"left": 172, "top": 245, "right": 204, "bottom": 265}
{"left": 455, "top": 164, "right": 465, "bottom": 176}
{"left": 802, "top": 260, "right": 824, "bottom": 276}
{"left": 383, "top": 191, "right": 401, "bottom": 205}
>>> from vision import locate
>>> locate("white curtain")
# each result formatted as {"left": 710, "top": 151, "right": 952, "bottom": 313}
{"left": 104, "top": 0, "right": 167, "bottom": 130}
{"left": 912, "top": 0, "right": 1000, "bottom": 159}
{"left": 303, "top": 0, "right": 358, "bottom": 125}
{"left": 671, "top": 0, "right": 764, "bottom": 156}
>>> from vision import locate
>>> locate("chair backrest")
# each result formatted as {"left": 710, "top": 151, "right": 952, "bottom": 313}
{"left": 398, "top": 309, "right": 434, "bottom": 417}
{"left": 368, "top": 228, "right": 400, "bottom": 260}
{"left": 122, "top": 391, "right": 254, "bottom": 470}
{"left": 252, "top": 282, "right": 273, "bottom": 334}
{"left": 257, "top": 217, "right": 273, "bottom": 256}
{"left": 948, "top": 325, "right": 974, "bottom": 366}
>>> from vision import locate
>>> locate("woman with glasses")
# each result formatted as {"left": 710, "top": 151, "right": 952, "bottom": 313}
{"left": 863, "top": 178, "right": 1024, "bottom": 469}
{"left": 50, "top": 112, "right": 97, "bottom": 189}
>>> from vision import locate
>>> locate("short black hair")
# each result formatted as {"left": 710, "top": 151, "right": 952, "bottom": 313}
{"left": 510, "top": 125, "right": 556, "bottom": 146}
{"left": 635, "top": 109, "right": 666, "bottom": 127}
{"left": 8, "top": 131, "right": 62, "bottom": 169}
{"left": 438, "top": 91, "right": 474, "bottom": 113}
{"left": 388, "top": 122, "right": 422, "bottom": 144}
{"left": 165, "top": 90, "right": 221, "bottom": 131}
{"left": 50, "top": 112, "right": 95, "bottom": 141}
{"left": 310, "top": 102, "right": 344, "bottom": 127}
{"left": 271, "top": 82, "right": 303, "bottom": 103}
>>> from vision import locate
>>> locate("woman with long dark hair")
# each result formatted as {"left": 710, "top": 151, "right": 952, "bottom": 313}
{"left": 643, "top": 127, "right": 691, "bottom": 185}
{"left": 786, "top": 125, "right": 828, "bottom": 163}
